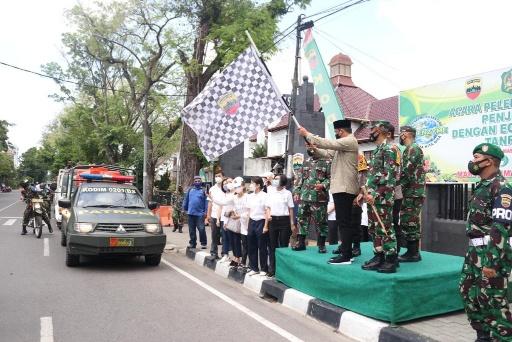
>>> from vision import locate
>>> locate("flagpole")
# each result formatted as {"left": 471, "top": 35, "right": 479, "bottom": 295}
{"left": 245, "top": 31, "right": 261, "bottom": 57}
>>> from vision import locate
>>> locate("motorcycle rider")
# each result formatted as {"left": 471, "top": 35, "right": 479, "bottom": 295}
{"left": 20, "top": 181, "right": 53, "bottom": 235}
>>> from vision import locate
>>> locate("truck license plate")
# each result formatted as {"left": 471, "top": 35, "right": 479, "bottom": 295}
{"left": 109, "top": 238, "right": 134, "bottom": 247}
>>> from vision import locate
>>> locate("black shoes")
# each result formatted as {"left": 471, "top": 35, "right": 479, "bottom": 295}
{"left": 475, "top": 330, "right": 491, "bottom": 342}
{"left": 377, "top": 254, "right": 398, "bottom": 273}
{"left": 317, "top": 236, "right": 327, "bottom": 254}
{"left": 328, "top": 254, "right": 352, "bottom": 265}
{"left": 292, "top": 234, "right": 306, "bottom": 251}
{"left": 352, "top": 247, "right": 361, "bottom": 257}
{"left": 332, "top": 246, "right": 342, "bottom": 254}
{"left": 362, "top": 253, "right": 384, "bottom": 270}
{"left": 48, "top": 226, "right": 53, "bottom": 233}
{"left": 21, "top": 226, "right": 27, "bottom": 235}
{"left": 398, "top": 240, "right": 422, "bottom": 262}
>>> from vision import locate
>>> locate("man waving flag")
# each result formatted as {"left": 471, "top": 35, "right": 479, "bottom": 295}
{"left": 182, "top": 45, "right": 289, "bottom": 161}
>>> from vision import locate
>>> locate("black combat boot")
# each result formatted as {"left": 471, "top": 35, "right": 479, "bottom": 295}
{"left": 178, "top": 224, "right": 183, "bottom": 233}
{"left": 378, "top": 254, "right": 398, "bottom": 273}
{"left": 172, "top": 226, "right": 177, "bottom": 232}
{"left": 317, "top": 236, "right": 327, "bottom": 254}
{"left": 292, "top": 234, "right": 306, "bottom": 251}
{"left": 398, "top": 240, "right": 422, "bottom": 262}
{"left": 475, "top": 329, "right": 491, "bottom": 342}
{"left": 21, "top": 225, "right": 27, "bottom": 235}
{"left": 361, "top": 253, "right": 384, "bottom": 271}
{"left": 352, "top": 242, "right": 361, "bottom": 257}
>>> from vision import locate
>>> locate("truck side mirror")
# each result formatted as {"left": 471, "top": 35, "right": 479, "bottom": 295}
{"left": 59, "top": 199, "right": 72, "bottom": 209}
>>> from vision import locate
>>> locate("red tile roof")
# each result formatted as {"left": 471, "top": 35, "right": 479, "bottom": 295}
{"left": 267, "top": 113, "right": 289, "bottom": 132}
{"left": 314, "top": 84, "right": 376, "bottom": 119}
{"left": 354, "top": 96, "right": 399, "bottom": 141}
{"left": 329, "top": 53, "right": 353, "bottom": 66}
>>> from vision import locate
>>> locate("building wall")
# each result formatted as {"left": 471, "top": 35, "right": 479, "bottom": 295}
{"left": 267, "top": 130, "right": 287, "bottom": 157}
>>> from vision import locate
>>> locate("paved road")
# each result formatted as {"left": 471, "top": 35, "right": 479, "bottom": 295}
{"left": 0, "top": 191, "right": 354, "bottom": 342}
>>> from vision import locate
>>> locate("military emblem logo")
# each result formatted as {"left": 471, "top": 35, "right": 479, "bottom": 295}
{"left": 217, "top": 91, "right": 240, "bottom": 116}
{"left": 465, "top": 78, "right": 481, "bottom": 100}
{"left": 501, "top": 69, "right": 512, "bottom": 94}
{"left": 501, "top": 194, "right": 512, "bottom": 208}
{"left": 482, "top": 145, "right": 489, "bottom": 152}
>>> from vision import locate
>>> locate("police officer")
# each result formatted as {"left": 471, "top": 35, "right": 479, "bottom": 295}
{"left": 298, "top": 119, "right": 359, "bottom": 264}
{"left": 397, "top": 126, "right": 426, "bottom": 262}
{"left": 459, "top": 143, "right": 512, "bottom": 342}
{"left": 357, "top": 121, "right": 399, "bottom": 273}
{"left": 172, "top": 186, "right": 184, "bottom": 233}
{"left": 292, "top": 151, "right": 331, "bottom": 253}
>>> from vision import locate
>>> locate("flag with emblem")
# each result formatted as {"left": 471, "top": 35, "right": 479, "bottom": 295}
{"left": 181, "top": 45, "right": 289, "bottom": 161}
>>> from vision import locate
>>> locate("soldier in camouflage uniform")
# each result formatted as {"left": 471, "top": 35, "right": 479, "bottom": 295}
{"left": 459, "top": 143, "right": 512, "bottom": 342}
{"left": 397, "top": 126, "right": 426, "bottom": 262}
{"left": 358, "top": 121, "right": 399, "bottom": 273}
{"left": 172, "top": 186, "right": 184, "bottom": 233}
{"left": 292, "top": 152, "right": 331, "bottom": 253}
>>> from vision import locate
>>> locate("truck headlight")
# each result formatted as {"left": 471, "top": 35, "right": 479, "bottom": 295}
{"left": 144, "top": 223, "right": 161, "bottom": 234}
{"left": 74, "top": 223, "right": 94, "bottom": 233}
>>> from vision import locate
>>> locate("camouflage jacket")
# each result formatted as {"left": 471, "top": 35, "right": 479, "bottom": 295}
{"left": 171, "top": 192, "right": 184, "bottom": 211}
{"left": 366, "top": 141, "right": 399, "bottom": 205}
{"left": 293, "top": 158, "right": 331, "bottom": 203}
{"left": 477, "top": 172, "right": 512, "bottom": 275}
{"left": 399, "top": 143, "right": 426, "bottom": 198}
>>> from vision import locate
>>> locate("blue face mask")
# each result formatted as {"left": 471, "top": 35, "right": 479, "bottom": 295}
{"left": 194, "top": 182, "right": 202, "bottom": 188}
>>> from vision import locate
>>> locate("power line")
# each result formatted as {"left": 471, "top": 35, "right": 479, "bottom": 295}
{"left": 304, "top": 0, "right": 360, "bottom": 20}
{"left": 315, "top": 0, "right": 370, "bottom": 24}
{"left": 0, "top": 61, "right": 190, "bottom": 98}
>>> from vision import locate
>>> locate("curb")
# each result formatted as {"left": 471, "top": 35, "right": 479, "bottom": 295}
{"left": 184, "top": 247, "right": 438, "bottom": 342}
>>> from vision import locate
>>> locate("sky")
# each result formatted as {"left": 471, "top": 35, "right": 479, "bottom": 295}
{"left": 2, "top": 0, "right": 512, "bottom": 156}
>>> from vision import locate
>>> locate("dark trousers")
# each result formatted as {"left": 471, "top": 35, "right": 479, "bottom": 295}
{"left": 393, "top": 199, "right": 405, "bottom": 248}
{"left": 247, "top": 219, "right": 268, "bottom": 272}
{"left": 188, "top": 214, "right": 207, "bottom": 247}
{"left": 209, "top": 218, "right": 222, "bottom": 256}
{"left": 328, "top": 220, "right": 338, "bottom": 244}
{"left": 241, "top": 235, "right": 248, "bottom": 265}
{"left": 351, "top": 205, "right": 363, "bottom": 248}
{"left": 268, "top": 216, "right": 291, "bottom": 273}
{"left": 221, "top": 224, "right": 231, "bottom": 256}
{"left": 23, "top": 205, "right": 52, "bottom": 230}
{"left": 332, "top": 192, "right": 357, "bottom": 257}
{"left": 228, "top": 230, "right": 242, "bottom": 258}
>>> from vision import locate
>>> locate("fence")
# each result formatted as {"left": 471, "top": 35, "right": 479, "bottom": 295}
{"left": 436, "top": 183, "right": 475, "bottom": 221}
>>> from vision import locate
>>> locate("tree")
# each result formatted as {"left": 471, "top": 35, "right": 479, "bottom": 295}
{"left": 0, "top": 120, "right": 10, "bottom": 152}
{"left": 0, "top": 152, "right": 16, "bottom": 186}
{"left": 18, "top": 147, "right": 50, "bottom": 183}
{"left": 177, "top": 0, "right": 310, "bottom": 187}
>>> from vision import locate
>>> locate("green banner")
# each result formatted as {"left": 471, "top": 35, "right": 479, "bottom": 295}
{"left": 400, "top": 66, "right": 512, "bottom": 182}
{"left": 303, "top": 28, "right": 344, "bottom": 139}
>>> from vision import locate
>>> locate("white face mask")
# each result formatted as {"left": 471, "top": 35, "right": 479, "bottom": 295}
{"left": 249, "top": 184, "right": 256, "bottom": 192}
{"left": 215, "top": 176, "right": 223, "bottom": 184}
{"left": 272, "top": 179, "right": 280, "bottom": 187}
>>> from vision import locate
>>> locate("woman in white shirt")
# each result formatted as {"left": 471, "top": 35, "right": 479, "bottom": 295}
{"left": 232, "top": 179, "right": 249, "bottom": 269}
{"left": 246, "top": 176, "right": 269, "bottom": 276}
{"left": 264, "top": 174, "right": 295, "bottom": 278}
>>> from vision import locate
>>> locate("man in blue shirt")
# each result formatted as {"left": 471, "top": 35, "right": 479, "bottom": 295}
{"left": 183, "top": 176, "right": 208, "bottom": 249}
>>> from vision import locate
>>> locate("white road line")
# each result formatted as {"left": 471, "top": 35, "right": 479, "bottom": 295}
{"left": 0, "top": 216, "right": 22, "bottom": 219}
{"left": 4, "top": 218, "right": 16, "bottom": 225}
{"left": 162, "top": 259, "right": 304, "bottom": 342}
{"left": 0, "top": 200, "right": 20, "bottom": 213}
{"left": 44, "top": 238, "right": 50, "bottom": 257}
{"left": 40, "top": 316, "right": 54, "bottom": 342}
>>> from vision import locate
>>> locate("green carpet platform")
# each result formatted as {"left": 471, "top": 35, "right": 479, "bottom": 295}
{"left": 275, "top": 242, "right": 464, "bottom": 323}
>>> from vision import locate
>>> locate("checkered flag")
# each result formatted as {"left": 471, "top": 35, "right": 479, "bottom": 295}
{"left": 182, "top": 46, "right": 289, "bottom": 161}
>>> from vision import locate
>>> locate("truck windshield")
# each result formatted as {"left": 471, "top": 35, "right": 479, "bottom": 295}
{"left": 77, "top": 186, "right": 145, "bottom": 208}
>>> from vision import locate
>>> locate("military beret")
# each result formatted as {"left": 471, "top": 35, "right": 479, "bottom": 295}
{"left": 371, "top": 121, "right": 394, "bottom": 133}
{"left": 333, "top": 119, "right": 351, "bottom": 129}
{"left": 400, "top": 126, "right": 416, "bottom": 134}
{"left": 473, "top": 143, "right": 504, "bottom": 160}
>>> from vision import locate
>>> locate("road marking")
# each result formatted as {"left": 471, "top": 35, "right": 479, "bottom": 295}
{"left": 44, "top": 238, "right": 50, "bottom": 256}
{"left": 0, "top": 200, "right": 20, "bottom": 213}
{"left": 40, "top": 316, "right": 54, "bottom": 342}
{"left": 0, "top": 216, "right": 22, "bottom": 219}
{"left": 3, "top": 218, "right": 16, "bottom": 225}
{"left": 162, "top": 259, "right": 303, "bottom": 342}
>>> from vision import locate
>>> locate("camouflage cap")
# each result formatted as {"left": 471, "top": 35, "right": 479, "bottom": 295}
{"left": 400, "top": 125, "right": 416, "bottom": 134}
{"left": 371, "top": 120, "right": 393, "bottom": 133}
{"left": 473, "top": 143, "right": 504, "bottom": 160}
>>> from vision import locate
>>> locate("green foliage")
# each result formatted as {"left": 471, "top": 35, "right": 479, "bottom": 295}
{"left": 0, "top": 152, "right": 16, "bottom": 185}
{"left": 18, "top": 147, "right": 50, "bottom": 183}
{"left": 157, "top": 171, "right": 171, "bottom": 190}
{"left": 251, "top": 142, "right": 267, "bottom": 158}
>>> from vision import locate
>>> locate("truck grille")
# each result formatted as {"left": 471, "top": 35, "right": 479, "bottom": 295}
{"left": 95, "top": 223, "right": 145, "bottom": 232}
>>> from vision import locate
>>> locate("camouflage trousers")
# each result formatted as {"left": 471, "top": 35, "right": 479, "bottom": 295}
{"left": 297, "top": 202, "right": 328, "bottom": 237}
{"left": 368, "top": 202, "right": 396, "bottom": 255}
{"left": 172, "top": 208, "right": 183, "bottom": 226}
{"left": 399, "top": 197, "right": 424, "bottom": 241}
{"left": 459, "top": 245, "right": 512, "bottom": 339}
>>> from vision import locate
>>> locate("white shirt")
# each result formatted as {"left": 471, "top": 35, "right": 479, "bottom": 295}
{"left": 327, "top": 192, "right": 336, "bottom": 221}
{"left": 265, "top": 188, "right": 294, "bottom": 216}
{"left": 361, "top": 203, "right": 368, "bottom": 226}
{"left": 233, "top": 194, "right": 249, "bottom": 235}
{"left": 248, "top": 191, "right": 267, "bottom": 220}
{"left": 208, "top": 184, "right": 224, "bottom": 220}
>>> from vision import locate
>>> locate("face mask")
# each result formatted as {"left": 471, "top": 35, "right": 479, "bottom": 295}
{"left": 249, "top": 184, "right": 256, "bottom": 192}
{"left": 399, "top": 136, "right": 405, "bottom": 145}
{"left": 215, "top": 176, "right": 222, "bottom": 184}
{"left": 272, "top": 179, "right": 280, "bottom": 187}
{"left": 234, "top": 187, "right": 242, "bottom": 195}
{"left": 467, "top": 159, "right": 489, "bottom": 175}
{"left": 194, "top": 182, "right": 202, "bottom": 188}
{"left": 369, "top": 131, "right": 379, "bottom": 142}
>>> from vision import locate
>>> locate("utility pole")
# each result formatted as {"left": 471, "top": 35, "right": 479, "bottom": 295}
{"left": 284, "top": 15, "right": 314, "bottom": 178}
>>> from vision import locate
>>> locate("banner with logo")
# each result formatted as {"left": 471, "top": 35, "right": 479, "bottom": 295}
{"left": 400, "top": 66, "right": 512, "bottom": 182}
{"left": 303, "top": 28, "right": 344, "bottom": 139}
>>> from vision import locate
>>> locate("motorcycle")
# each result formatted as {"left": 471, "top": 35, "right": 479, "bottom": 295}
{"left": 27, "top": 197, "right": 45, "bottom": 239}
